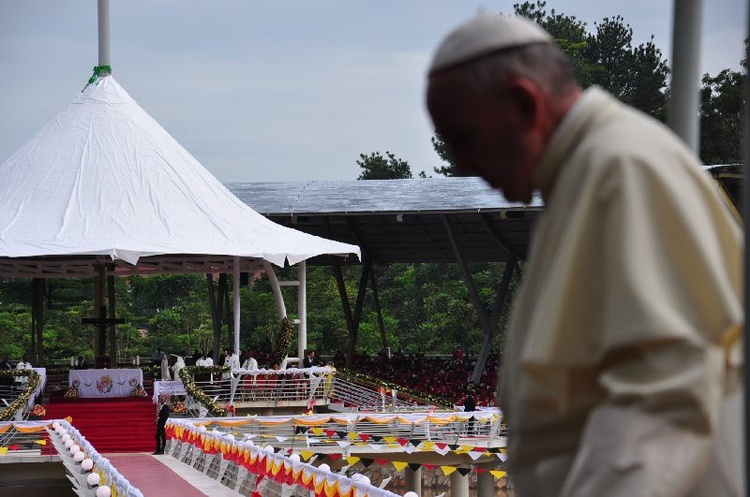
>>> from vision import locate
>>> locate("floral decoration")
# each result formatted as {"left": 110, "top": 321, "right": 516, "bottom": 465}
{"left": 225, "top": 404, "right": 236, "bottom": 416}
{"left": 31, "top": 404, "right": 46, "bottom": 417}
{"left": 64, "top": 379, "right": 80, "bottom": 399}
{"left": 131, "top": 384, "right": 148, "bottom": 397}
{"left": 0, "top": 369, "right": 41, "bottom": 421}
{"left": 178, "top": 367, "right": 228, "bottom": 417}
{"left": 337, "top": 368, "right": 451, "bottom": 409}
{"left": 172, "top": 402, "right": 187, "bottom": 414}
{"left": 271, "top": 316, "right": 295, "bottom": 364}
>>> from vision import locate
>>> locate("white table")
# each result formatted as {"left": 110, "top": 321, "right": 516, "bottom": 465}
{"left": 152, "top": 380, "right": 186, "bottom": 404}
{"left": 69, "top": 368, "right": 143, "bottom": 398}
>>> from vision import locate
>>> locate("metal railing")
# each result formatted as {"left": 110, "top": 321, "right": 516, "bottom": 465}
{"left": 172, "top": 409, "right": 505, "bottom": 453}
{"left": 328, "top": 377, "right": 429, "bottom": 412}
{"left": 166, "top": 418, "right": 405, "bottom": 497}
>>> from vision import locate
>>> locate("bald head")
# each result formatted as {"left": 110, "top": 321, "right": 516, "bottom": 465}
{"left": 429, "top": 14, "right": 554, "bottom": 75}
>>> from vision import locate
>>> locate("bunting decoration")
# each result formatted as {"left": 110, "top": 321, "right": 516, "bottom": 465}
{"left": 166, "top": 420, "right": 402, "bottom": 497}
{"left": 166, "top": 419, "right": 511, "bottom": 493}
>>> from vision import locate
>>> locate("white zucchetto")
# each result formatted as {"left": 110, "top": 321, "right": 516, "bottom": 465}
{"left": 429, "top": 14, "right": 553, "bottom": 74}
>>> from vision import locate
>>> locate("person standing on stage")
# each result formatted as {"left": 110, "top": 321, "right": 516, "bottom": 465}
{"left": 426, "top": 14, "right": 742, "bottom": 497}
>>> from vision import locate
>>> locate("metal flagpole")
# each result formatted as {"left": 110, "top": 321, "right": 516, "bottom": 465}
{"left": 668, "top": 0, "right": 703, "bottom": 152}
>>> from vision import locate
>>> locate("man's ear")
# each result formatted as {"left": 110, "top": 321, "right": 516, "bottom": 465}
{"left": 506, "top": 77, "right": 545, "bottom": 132}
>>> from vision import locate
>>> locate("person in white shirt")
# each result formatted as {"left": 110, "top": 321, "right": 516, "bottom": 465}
{"left": 14, "top": 354, "right": 32, "bottom": 388}
{"left": 241, "top": 350, "right": 258, "bottom": 371}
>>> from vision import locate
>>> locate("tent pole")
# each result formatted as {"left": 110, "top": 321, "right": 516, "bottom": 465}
{"left": 97, "top": 0, "right": 111, "bottom": 70}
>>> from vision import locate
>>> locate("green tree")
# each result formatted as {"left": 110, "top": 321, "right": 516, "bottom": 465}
{"left": 357, "top": 151, "right": 412, "bottom": 180}
{"left": 432, "top": 3, "right": 669, "bottom": 176}
{"left": 585, "top": 16, "right": 668, "bottom": 117}
{"left": 700, "top": 68, "right": 744, "bottom": 164}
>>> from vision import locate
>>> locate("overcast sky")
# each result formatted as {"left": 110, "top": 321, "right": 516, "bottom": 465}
{"left": 1, "top": 1, "right": 745, "bottom": 182}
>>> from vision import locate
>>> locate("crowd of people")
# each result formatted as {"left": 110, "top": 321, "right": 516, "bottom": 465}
{"left": 348, "top": 348, "right": 498, "bottom": 407}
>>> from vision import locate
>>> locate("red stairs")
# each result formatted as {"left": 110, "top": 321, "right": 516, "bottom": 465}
{"left": 43, "top": 395, "right": 157, "bottom": 453}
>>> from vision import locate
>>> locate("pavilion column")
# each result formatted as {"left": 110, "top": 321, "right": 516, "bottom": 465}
{"left": 233, "top": 257, "right": 241, "bottom": 356}
{"left": 108, "top": 270, "right": 117, "bottom": 367}
{"left": 450, "top": 470, "right": 469, "bottom": 497}
{"left": 32, "top": 278, "right": 45, "bottom": 365}
{"left": 476, "top": 465, "right": 496, "bottom": 497}
{"left": 404, "top": 467, "right": 422, "bottom": 495}
{"left": 297, "top": 261, "right": 307, "bottom": 361}
{"left": 94, "top": 264, "right": 106, "bottom": 359}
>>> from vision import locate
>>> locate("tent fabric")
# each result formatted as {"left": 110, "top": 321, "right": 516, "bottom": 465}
{"left": 0, "top": 76, "right": 359, "bottom": 267}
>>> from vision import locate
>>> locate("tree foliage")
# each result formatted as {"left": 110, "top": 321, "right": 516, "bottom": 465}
{"left": 431, "top": 2, "right": 670, "bottom": 176}
{"left": 357, "top": 151, "right": 413, "bottom": 180}
{"left": 700, "top": 68, "right": 744, "bottom": 165}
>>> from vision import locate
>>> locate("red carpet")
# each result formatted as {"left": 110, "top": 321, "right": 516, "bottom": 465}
{"left": 44, "top": 395, "right": 157, "bottom": 453}
{"left": 106, "top": 454, "right": 207, "bottom": 497}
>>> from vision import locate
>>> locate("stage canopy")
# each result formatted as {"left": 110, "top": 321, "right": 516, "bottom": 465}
{"left": 0, "top": 76, "right": 359, "bottom": 278}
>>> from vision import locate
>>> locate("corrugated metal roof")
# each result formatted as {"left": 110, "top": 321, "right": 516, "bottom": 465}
{"left": 227, "top": 177, "right": 543, "bottom": 265}
{"left": 227, "top": 177, "right": 542, "bottom": 215}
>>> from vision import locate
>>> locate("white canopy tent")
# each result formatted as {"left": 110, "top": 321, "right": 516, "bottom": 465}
{"left": 0, "top": 74, "right": 360, "bottom": 361}
{"left": 0, "top": 75, "right": 359, "bottom": 269}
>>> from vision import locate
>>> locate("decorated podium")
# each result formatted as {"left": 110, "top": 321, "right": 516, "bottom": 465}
{"left": 68, "top": 368, "right": 143, "bottom": 398}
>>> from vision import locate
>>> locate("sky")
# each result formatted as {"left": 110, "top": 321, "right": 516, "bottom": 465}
{"left": 0, "top": 1, "right": 746, "bottom": 182}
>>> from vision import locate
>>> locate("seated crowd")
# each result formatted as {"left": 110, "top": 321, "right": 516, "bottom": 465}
{"left": 348, "top": 348, "right": 498, "bottom": 407}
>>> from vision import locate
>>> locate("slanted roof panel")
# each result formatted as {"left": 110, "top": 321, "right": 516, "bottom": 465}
{"left": 227, "top": 178, "right": 542, "bottom": 265}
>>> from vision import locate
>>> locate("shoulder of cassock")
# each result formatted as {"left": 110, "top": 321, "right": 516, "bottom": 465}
{"left": 518, "top": 91, "right": 743, "bottom": 368}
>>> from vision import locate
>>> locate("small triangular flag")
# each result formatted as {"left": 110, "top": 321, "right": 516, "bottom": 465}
{"left": 408, "top": 463, "right": 421, "bottom": 472}
{"left": 299, "top": 450, "right": 316, "bottom": 461}
{"left": 490, "top": 470, "right": 508, "bottom": 479}
{"left": 457, "top": 467, "right": 471, "bottom": 476}
{"left": 0, "top": 448, "right": 6, "bottom": 456}
{"left": 345, "top": 456, "right": 360, "bottom": 466}
{"left": 440, "top": 465, "right": 457, "bottom": 476}
{"left": 467, "top": 450, "right": 484, "bottom": 461}
{"left": 360, "top": 458, "right": 374, "bottom": 468}
{"left": 391, "top": 461, "right": 408, "bottom": 472}
{"left": 358, "top": 433, "right": 371, "bottom": 442}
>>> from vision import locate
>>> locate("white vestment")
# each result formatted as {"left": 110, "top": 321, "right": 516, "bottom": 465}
{"left": 171, "top": 356, "right": 185, "bottom": 381}
{"left": 503, "top": 88, "right": 743, "bottom": 497}
{"left": 160, "top": 355, "right": 170, "bottom": 381}
{"left": 242, "top": 357, "right": 258, "bottom": 370}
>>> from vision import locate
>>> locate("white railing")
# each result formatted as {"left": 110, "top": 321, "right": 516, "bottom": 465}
{"left": 173, "top": 409, "right": 505, "bottom": 452}
{"left": 47, "top": 419, "right": 144, "bottom": 497}
{"left": 329, "top": 377, "right": 430, "bottom": 412}
{"left": 169, "top": 366, "right": 336, "bottom": 415}
{"left": 167, "top": 418, "right": 404, "bottom": 497}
